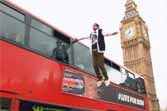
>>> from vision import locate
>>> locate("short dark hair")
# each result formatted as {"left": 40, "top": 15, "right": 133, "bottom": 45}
{"left": 94, "top": 23, "right": 99, "bottom": 28}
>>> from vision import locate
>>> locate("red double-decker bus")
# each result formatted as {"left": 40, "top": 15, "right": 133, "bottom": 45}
{"left": 0, "top": 1, "right": 149, "bottom": 111}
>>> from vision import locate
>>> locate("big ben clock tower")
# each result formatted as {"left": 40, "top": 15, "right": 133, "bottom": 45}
{"left": 120, "top": 0, "right": 160, "bottom": 111}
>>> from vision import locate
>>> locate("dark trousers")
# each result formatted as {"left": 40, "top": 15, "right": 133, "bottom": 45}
{"left": 92, "top": 51, "right": 108, "bottom": 81}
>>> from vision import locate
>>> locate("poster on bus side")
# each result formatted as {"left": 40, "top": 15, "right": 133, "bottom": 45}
{"left": 62, "top": 70, "right": 145, "bottom": 109}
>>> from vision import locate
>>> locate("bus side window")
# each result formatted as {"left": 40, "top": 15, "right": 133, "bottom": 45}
{"left": 0, "top": 3, "right": 24, "bottom": 21}
{"left": 29, "top": 17, "right": 73, "bottom": 65}
{"left": 72, "top": 42, "right": 95, "bottom": 75}
{"left": 51, "top": 40, "right": 69, "bottom": 64}
{"left": 0, "top": 3, "right": 25, "bottom": 45}
{"left": 120, "top": 71, "right": 138, "bottom": 91}
{"left": 0, "top": 97, "right": 11, "bottom": 111}
{"left": 123, "top": 76, "right": 137, "bottom": 91}
{"left": 8, "top": 32, "right": 24, "bottom": 45}
{"left": 135, "top": 77, "right": 146, "bottom": 94}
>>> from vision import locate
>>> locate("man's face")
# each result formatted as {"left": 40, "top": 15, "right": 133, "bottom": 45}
{"left": 93, "top": 24, "right": 98, "bottom": 31}
{"left": 57, "top": 41, "right": 63, "bottom": 47}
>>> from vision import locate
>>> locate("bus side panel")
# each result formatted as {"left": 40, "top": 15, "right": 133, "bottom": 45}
{"left": 145, "top": 96, "right": 150, "bottom": 111}
{"left": 0, "top": 41, "right": 2, "bottom": 89}
{"left": 0, "top": 40, "right": 63, "bottom": 100}
{"left": 0, "top": 40, "right": 147, "bottom": 111}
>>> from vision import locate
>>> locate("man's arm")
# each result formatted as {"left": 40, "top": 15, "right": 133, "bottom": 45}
{"left": 72, "top": 37, "right": 90, "bottom": 44}
{"left": 103, "top": 32, "right": 119, "bottom": 37}
{"left": 72, "top": 31, "right": 118, "bottom": 44}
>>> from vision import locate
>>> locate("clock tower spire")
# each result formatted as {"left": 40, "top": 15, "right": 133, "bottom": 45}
{"left": 120, "top": 0, "right": 160, "bottom": 111}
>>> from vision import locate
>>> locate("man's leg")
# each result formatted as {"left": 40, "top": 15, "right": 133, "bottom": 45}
{"left": 94, "top": 65, "right": 102, "bottom": 80}
{"left": 97, "top": 53, "right": 110, "bottom": 86}
{"left": 92, "top": 51, "right": 102, "bottom": 80}
{"left": 98, "top": 53, "right": 109, "bottom": 80}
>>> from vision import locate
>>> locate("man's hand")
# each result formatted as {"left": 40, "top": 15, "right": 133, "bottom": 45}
{"left": 111, "top": 32, "right": 119, "bottom": 35}
{"left": 72, "top": 38, "right": 79, "bottom": 44}
{"left": 105, "top": 32, "right": 119, "bottom": 36}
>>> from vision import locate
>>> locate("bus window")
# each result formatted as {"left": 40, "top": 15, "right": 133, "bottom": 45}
{"left": 0, "top": 97, "right": 11, "bottom": 111}
{"left": 105, "top": 63, "right": 127, "bottom": 85}
{"left": 121, "top": 74, "right": 138, "bottom": 91}
{"left": 135, "top": 77, "right": 146, "bottom": 94}
{"left": 29, "top": 28, "right": 57, "bottom": 56}
{"left": 0, "top": 3, "right": 25, "bottom": 45}
{"left": 104, "top": 59, "right": 144, "bottom": 93}
{"left": 0, "top": 3, "right": 24, "bottom": 21}
{"left": 31, "top": 18, "right": 53, "bottom": 36}
{"left": 51, "top": 40, "right": 70, "bottom": 64}
{"left": 19, "top": 100, "right": 93, "bottom": 111}
{"left": 29, "top": 27, "right": 72, "bottom": 64}
{"left": 118, "top": 70, "right": 146, "bottom": 93}
{"left": 73, "top": 42, "right": 95, "bottom": 75}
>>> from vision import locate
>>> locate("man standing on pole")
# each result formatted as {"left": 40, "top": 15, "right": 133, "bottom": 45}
{"left": 73, "top": 23, "right": 118, "bottom": 87}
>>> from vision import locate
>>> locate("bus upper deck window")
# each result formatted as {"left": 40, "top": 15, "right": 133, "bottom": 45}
{"left": 73, "top": 42, "right": 95, "bottom": 75}
{"left": 51, "top": 40, "right": 69, "bottom": 64}
{"left": 31, "top": 18, "right": 53, "bottom": 35}
{"left": 8, "top": 32, "right": 24, "bottom": 45}
{"left": 135, "top": 77, "right": 146, "bottom": 94}
{"left": 0, "top": 3, "right": 24, "bottom": 21}
{"left": 0, "top": 9, "right": 25, "bottom": 45}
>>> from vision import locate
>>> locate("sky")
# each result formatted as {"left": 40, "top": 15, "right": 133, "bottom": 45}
{"left": 6, "top": 0, "right": 167, "bottom": 109}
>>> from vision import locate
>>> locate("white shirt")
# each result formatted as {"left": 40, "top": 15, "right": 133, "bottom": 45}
{"left": 90, "top": 30, "right": 98, "bottom": 46}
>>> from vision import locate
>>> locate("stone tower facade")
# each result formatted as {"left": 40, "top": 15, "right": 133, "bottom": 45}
{"left": 119, "top": 0, "right": 160, "bottom": 111}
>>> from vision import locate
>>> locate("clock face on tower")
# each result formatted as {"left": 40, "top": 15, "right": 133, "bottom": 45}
{"left": 124, "top": 27, "right": 135, "bottom": 39}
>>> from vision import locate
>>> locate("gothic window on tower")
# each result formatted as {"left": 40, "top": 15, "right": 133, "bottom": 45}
{"left": 142, "top": 26, "right": 149, "bottom": 40}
